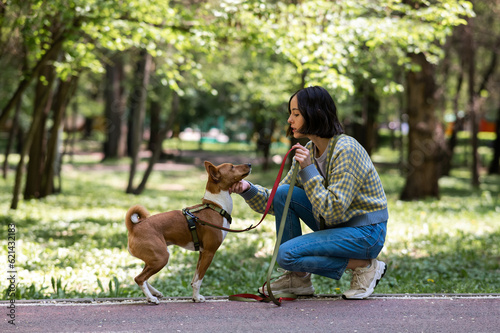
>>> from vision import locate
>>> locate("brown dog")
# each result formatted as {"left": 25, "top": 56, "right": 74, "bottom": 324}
{"left": 125, "top": 161, "right": 251, "bottom": 304}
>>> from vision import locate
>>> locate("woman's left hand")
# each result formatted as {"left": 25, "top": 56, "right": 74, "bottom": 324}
{"left": 292, "top": 143, "right": 311, "bottom": 169}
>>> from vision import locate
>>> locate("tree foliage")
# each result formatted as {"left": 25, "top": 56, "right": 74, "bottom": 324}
{"left": 2, "top": 0, "right": 499, "bottom": 205}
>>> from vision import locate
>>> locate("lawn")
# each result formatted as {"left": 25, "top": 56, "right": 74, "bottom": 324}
{"left": 1, "top": 141, "right": 499, "bottom": 300}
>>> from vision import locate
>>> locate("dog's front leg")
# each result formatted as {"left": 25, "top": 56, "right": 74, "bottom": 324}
{"left": 191, "top": 250, "right": 215, "bottom": 302}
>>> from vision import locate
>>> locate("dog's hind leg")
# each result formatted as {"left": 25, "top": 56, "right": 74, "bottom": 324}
{"left": 135, "top": 253, "right": 169, "bottom": 304}
{"left": 191, "top": 250, "right": 215, "bottom": 303}
{"left": 145, "top": 281, "right": 164, "bottom": 299}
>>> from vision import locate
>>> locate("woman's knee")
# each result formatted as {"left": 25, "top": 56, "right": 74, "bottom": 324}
{"left": 276, "top": 243, "right": 296, "bottom": 270}
{"left": 273, "top": 184, "right": 290, "bottom": 209}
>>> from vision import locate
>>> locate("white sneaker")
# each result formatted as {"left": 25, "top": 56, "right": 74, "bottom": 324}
{"left": 342, "top": 259, "right": 386, "bottom": 300}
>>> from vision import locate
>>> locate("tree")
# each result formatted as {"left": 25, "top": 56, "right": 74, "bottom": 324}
{"left": 400, "top": 53, "right": 445, "bottom": 199}
{"left": 228, "top": 0, "right": 473, "bottom": 199}
{"left": 1, "top": 0, "right": 206, "bottom": 207}
{"left": 0, "top": 0, "right": 482, "bottom": 205}
{"left": 126, "top": 50, "right": 153, "bottom": 193}
{"left": 103, "top": 54, "right": 127, "bottom": 159}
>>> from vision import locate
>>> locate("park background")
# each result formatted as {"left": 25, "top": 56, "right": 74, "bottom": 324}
{"left": 0, "top": 0, "right": 499, "bottom": 300}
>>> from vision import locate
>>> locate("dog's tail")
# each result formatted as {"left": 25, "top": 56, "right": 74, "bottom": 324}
{"left": 125, "top": 205, "right": 150, "bottom": 232}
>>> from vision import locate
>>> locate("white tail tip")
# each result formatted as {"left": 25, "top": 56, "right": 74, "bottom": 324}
{"left": 131, "top": 213, "right": 140, "bottom": 224}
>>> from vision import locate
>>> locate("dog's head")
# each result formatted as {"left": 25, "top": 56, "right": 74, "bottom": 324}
{"left": 204, "top": 161, "right": 251, "bottom": 193}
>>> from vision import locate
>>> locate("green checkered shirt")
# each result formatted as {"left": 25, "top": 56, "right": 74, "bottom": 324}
{"left": 241, "top": 135, "right": 388, "bottom": 229}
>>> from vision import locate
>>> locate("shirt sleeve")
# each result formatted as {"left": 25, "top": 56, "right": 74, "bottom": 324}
{"left": 301, "top": 141, "right": 370, "bottom": 227}
{"left": 239, "top": 158, "right": 302, "bottom": 216}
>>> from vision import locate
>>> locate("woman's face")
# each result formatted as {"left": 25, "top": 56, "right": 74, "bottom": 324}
{"left": 288, "top": 95, "right": 306, "bottom": 139}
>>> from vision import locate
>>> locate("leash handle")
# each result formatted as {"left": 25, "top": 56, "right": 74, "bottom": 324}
{"left": 265, "top": 161, "right": 299, "bottom": 306}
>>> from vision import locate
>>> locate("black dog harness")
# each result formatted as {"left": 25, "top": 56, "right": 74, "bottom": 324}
{"left": 182, "top": 204, "right": 232, "bottom": 251}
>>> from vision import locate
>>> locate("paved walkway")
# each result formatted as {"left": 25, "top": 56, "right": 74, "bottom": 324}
{"left": 3, "top": 294, "right": 499, "bottom": 332}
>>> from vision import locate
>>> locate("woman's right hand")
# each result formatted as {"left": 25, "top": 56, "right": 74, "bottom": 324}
{"left": 229, "top": 180, "right": 250, "bottom": 194}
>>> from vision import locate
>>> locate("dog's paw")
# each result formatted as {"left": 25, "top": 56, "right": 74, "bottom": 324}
{"left": 151, "top": 290, "right": 164, "bottom": 298}
{"left": 145, "top": 282, "right": 163, "bottom": 298}
{"left": 147, "top": 296, "right": 160, "bottom": 305}
{"left": 192, "top": 294, "right": 206, "bottom": 303}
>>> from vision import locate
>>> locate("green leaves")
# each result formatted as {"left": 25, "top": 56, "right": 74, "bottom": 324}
{"left": 214, "top": 0, "right": 474, "bottom": 100}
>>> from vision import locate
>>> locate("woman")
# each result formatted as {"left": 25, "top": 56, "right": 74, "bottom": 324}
{"left": 230, "top": 86, "right": 389, "bottom": 299}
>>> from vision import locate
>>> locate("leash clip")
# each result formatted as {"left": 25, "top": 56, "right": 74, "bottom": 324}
{"left": 183, "top": 208, "right": 200, "bottom": 251}
{"left": 183, "top": 208, "right": 198, "bottom": 224}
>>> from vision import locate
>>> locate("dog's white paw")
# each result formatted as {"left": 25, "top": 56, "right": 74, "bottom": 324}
{"left": 146, "top": 283, "right": 164, "bottom": 298}
{"left": 147, "top": 296, "right": 160, "bottom": 305}
{"left": 192, "top": 294, "right": 205, "bottom": 303}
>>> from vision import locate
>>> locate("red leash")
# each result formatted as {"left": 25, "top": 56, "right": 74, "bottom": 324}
{"left": 229, "top": 146, "right": 299, "bottom": 305}
{"left": 256, "top": 147, "right": 298, "bottom": 225}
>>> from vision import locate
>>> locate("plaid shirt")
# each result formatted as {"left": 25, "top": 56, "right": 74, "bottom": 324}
{"left": 241, "top": 135, "right": 388, "bottom": 229}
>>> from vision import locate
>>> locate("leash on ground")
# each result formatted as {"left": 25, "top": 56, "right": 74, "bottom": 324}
{"left": 229, "top": 147, "right": 300, "bottom": 306}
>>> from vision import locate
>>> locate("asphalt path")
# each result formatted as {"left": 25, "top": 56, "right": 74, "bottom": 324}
{"left": 3, "top": 294, "right": 499, "bottom": 333}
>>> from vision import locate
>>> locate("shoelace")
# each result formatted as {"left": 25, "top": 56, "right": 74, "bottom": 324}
{"left": 350, "top": 269, "right": 368, "bottom": 290}
{"left": 275, "top": 268, "right": 291, "bottom": 278}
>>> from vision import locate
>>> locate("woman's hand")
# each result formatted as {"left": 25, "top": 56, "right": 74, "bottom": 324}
{"left": 229, "top": 180, "right": 250, "bottom": 194}
{"left": 292, "top": 143, "right": 312, "bottom": 169}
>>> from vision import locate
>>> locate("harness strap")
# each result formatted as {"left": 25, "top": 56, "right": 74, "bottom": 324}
{"left": 188, "top": 204, "right": 232, "bottom": 224}
{"left": 182, "top": 208, "right": 200, "bottom": 251}
{"left": 182, "top": 203, "right": 234, "bottom": 251}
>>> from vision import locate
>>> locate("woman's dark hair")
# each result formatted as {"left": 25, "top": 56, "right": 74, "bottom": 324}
{"left": 287, "top": 86, "right": 344, "bottom": 138}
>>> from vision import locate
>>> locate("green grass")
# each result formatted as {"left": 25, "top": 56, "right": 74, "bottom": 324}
{"left": 1, "top": 147, "right": 499, "bottom": 300}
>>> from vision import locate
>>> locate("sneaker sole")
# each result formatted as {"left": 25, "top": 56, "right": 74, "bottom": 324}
{"left": 258, "top": 286, "right": 315, "bottom": 296}
{"left": 342, "top": 262, "right": 387, "bottom": 300}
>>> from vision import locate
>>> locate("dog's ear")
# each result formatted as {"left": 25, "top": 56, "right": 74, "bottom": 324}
{"left": 204, "top": 161, "right": 221, "bottom": 182}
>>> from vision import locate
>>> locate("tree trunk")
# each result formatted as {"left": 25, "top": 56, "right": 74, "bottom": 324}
{"left": 126, "top": 50, "right": 153, "bottom": 193}
{"left": 488, "top": 104, "right": 500, "bottom": 174}
{"left": 23, "top": 62, "right": 58, "bottom": 199}
{"left": 148, "top": 83, "right": 162, "bottom": 152}
{"left": 41, "top": 75, "right": 79, "bottom": 197}
{"left": 131, "top": 88, "right": 180, "bottom": 195}
{"left": 103, "top": 55, "right": 127, "bottom": 159}
{"left": 10, "top": 74, "right": 56, "bottom": 208}
{"left": 400, "top": 53, "right": 445, "bottom": 201}
{"left": 10, "top": 106, "right": 46, "bottom": 209}
{"left": 358, "top": 81, "right": 379, "bottom": 156}
{"left": 2, "top": 95, "right": 21, "bottom": 179}
{"left": 464, "top": 18, "right": 480, "bottom": 188}
{"left": 441, "top": 62, "right": 464, "bottom": 177}
{"left": 256, "top": 117, "right": 276, "bottom": 171}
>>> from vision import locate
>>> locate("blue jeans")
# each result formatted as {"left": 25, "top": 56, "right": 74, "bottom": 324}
{"left": 273, "top": 185, "right": 387, "bottom": 280}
